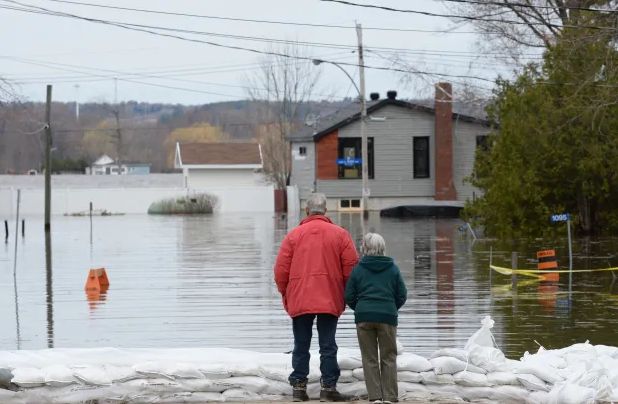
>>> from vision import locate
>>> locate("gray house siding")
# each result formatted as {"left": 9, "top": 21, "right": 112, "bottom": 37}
{"left": 453, "top": 119, "right": 490, "bottom": 201}
{"left": 318, "top": 105, "right": 435, "bottom": 198}
{"left": 289, "top": 142, "right": 315, "bottom": 200}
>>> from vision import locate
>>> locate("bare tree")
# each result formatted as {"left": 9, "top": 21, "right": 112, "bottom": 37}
{"left": 444, "top": 0, "right": 618, "bottom": 60}
{"left": 245, "top": 43, "right": 322, "bottom": 189}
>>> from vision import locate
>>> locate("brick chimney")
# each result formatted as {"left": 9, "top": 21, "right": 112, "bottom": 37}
{"left": 434, "top": 82, "right": 457, "bottom": 201}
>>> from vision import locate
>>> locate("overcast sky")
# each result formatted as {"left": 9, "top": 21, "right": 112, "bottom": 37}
{"left": 0, "top": 0, "right": 516, "bottom": 105}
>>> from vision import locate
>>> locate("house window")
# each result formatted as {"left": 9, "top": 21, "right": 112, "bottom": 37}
{"left": 337, "top": 137, "right": 374, "bottom": 179}
{"left": 413, "top": 137, "right": 430, "bottom": 179}
{"left": 339, "top": 199, "right": 361, "bottom": 209}
{"left": 476, "top": 135, "right": 489, "bottom": 151}
{"left": 299, "top": 146, "right": 307, "bottom": 156}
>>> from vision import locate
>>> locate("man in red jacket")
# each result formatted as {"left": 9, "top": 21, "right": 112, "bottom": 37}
{"left": 274, "top": 193, "right": 359, "bottom": 402}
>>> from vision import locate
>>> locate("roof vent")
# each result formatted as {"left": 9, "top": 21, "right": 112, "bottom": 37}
{"left": 369, "top": 92, "right": 380, "bottom": 101}
{"left": 386, "top": 90, "right": 397, "bottom": 100}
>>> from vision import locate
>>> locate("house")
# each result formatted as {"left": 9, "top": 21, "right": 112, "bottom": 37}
{"left": 86, "top": 154, "right": 151, "bottom": 175}
{"left": 288, "top": 83, "right": 491, "bottom": 213}
{"left": 174, "top": 142, "right": 266, "bottom": 189}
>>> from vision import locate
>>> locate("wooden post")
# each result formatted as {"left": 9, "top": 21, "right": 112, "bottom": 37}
{"left": 4, "top": 220, "right": 7, "bottom": 243}
{"left": 44, "top": 85, "right": 53, "bottom": 232}
{"left": 21, "top": 219, "right": 25, "bottom": 238}
{"left": 89, "top": 202, "right": 93, "bottom": 244}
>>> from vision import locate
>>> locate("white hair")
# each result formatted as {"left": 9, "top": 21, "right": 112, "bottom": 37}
{"left": 362, "top": 233, "right": 386, "bottom": 256}
{"left": 306, "top": 193, "right": 327, "bottom": 215}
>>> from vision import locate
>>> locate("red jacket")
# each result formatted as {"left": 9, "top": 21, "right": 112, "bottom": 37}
{"left": 274, "top": 215, "right": 359, "bottom": 318}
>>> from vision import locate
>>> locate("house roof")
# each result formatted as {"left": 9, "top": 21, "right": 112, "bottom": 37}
{"left": 288, "top": 97, "right": 491, "bottom": 142}
{"left": 177, "top": 142, "right": 262, "bottom": 166}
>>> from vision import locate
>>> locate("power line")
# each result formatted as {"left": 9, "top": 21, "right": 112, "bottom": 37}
{"left": 38, "top": 0, "right": 503, "bottom": 35}
{"left": 0, "top": 0, "right": 499, "bottom": 84}
{"left": 320, "top": 0, "right": 618, "bottom": 31}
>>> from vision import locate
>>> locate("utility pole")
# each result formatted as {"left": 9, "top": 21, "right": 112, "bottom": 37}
{"left": 356, "top": 23, "right": 369, "bottom": 218}
{"left": 44, "top": 85, "right": 52, "bottom": 231}
{"left": 74, "top": 84, "right": 80, "bottom": 121}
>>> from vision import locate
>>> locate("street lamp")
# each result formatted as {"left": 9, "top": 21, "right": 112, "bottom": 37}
{"left": 312, "top": 58, "right": 369, "bottom": 217}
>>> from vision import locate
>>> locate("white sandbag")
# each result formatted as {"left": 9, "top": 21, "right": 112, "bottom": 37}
{"left": 594, "top": 344, "right": 618, "bottom": 358}
{"left": 522, "top": 347, "right": 567, "bottom": 369}
{"left": 214, "top": 376, "right": 289, "bottom": 395}
{"left": 490, "top": 385, "right": 530, "bottom": 403}
{"left": 122, "top": 377, "right": 184, "bottom": 393}
{"left": 430, "top": 348, "right": 469, "bottom": 363}
{"left": 338, "top": 369, "right": 355, "bottom": 383}
{"left": 420, "top": 371, "right": 454, "bottom": 385}
{"left": 467, "top": 344, "right": 506, "bottom": 372}
{"left": 430, "top": 356, "right": 486, "bottom": 375}
{"left": 337, "top": 381, "right": 367, "bottom": 398}
{"left": 487, "top": 371, "right": 520, "bottom": 386}
{"left": 464, "top": 316, "right": 496, "bottom": 350}
{"left": 156, "top": 392, "right": 224, "bottom": 404}
{"left": 516, "top": 373, "right": 549, "bottom": 392}
{"left": 352, "top": 368, "right": 364, "bottom": 380}
{"left": 425, "top": 384, "right": 464, "bottom": 400}
{"left": 221, "top": 387, "right": 260, "bottom": 401}
{"left": 337, "top": 348, "right": 362, "bottom": 370}
{"left": 514, "top": 363, "right": 563, "bottom": 384}
{"left": 547, "top": 383, "right": 595, "bottom": 404}
{"left": 133, "top": 362, "right": 175, "bottom": 380}
{"left": 11, "top": 367, "right": 46, "bottom": 387}
{"left": 105, "top": 365, "right": 139, "bottom": 383}
{"left": 307, "top": 382, "right": 321, "bottom": 399}
{"left": 167, "top": 363, "right": 204, "bottom": 379}
{"left": 527, "top": 390, "right": 550, "bottom": 404}
{"left": 595, "top": 374, "right": 615, "bottom": 401}
{"left": 397, "top": 353, "right": 432, "bottom": 372}
{"left": 398, "top": 382, "right": 430, "bottom": 400}
{"left": 453, "top": 371, "right": 490, "bottom": 387}
{"left": 457, "top": 386, "right": 494, "bottom": 401}
{"left": 197, "top": 364, "right": 232, "bottom": 379}
{"left": 41, "top": 365, "right": 76, "bottom": 387}
{"left": 180, "top": 378, "right": 227, "bottom": 393}
{"left": 337, "top": 357, "right": 362, "bottom": 370}
{"left": 397, "top": 371, "right": 422, "bottom": 383}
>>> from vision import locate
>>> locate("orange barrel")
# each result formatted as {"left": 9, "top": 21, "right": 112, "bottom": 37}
{"left": 537, "top": 250, "right": 559, "bottom": 282}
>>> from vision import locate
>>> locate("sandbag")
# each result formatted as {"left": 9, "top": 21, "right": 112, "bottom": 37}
{"left": 464, "top": 316, "right": 496, "bottom": 350}
{"left": 397, "top": 382, "right": 429, "bottom": 400}
{"left": 420, "top": 371, "right": 454, "bottom": 385}
{"left": 41, "top": 365, "right": 76, "bottom": 387}
{"left": 489, "top": 385, "right": 530, "bottom": 403}
{"left": 397, "top": 353, "right": 432, "bottom": 372}
{"left": 133, "top": 362, "right": 174, "bottom": 380}
{"left": 338, "top": 369, "right": 355, "bottom": 383}
{"left": 514, "top": 363, "right": 563, "bottom": 384}
{"left": 104, "top": 365, "right": 139, "bottom": 383}
{"left": 527, "top": 390, "right": 550, "bottom": 404}
{"left": 467, "top": 343, "right": 506, "bottom": 372}
{"left": 397, "top": 371, "right": 422, "bottom": 383}
{"left": 11, "top": 367, "right": 45, "bottom": 388}
{"left": 487, "top": 371, "right": 520, "bottom": 386}
{"left": 430, "top": 348, "right": 469, "bottom": 362}
{"left": 180, "top": 378, "right": 227, "bottom": 393}
{"left": 457, "top": 386, "right": 494, "bottom": 401}
{"left": 430, "top": 356, "right": 486, "bottom": 375}
{"left": 453, "top": 370, "right": 490, "bottom": 387}
{"left": 547, "top": 383, "right": 595, "bottom": 404}
{"left": 167, "top": 363, "right": 204, "bottom": 379}
{"left": 197, "top": 364, "right": 232, "bottom": 379}
{"left": 337, "top": 381, "right": 367, "bottom": 398}
{"left": 221, "top": 387, "right": 260, "bottom": 401}
{"left": 352, "top": 368, "right": 364, "bottom": 381}
{"left": 516, "top": 373, "right": 549, "bottom": 392}
{"left": 396, "top": 339, "right": 405, "bottom": 355}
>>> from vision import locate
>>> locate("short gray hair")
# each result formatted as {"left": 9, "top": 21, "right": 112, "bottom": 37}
{"left": 362, "top": 233, "right": 386, "bottom": 256}
{"left": 306, "top": 193, "right": 327, "bottom": 214}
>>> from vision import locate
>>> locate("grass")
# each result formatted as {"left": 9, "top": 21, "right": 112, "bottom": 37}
{"left": 147, "top": 193, "right": 218, "bottom": 215}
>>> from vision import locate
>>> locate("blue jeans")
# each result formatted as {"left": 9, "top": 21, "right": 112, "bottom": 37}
{"left": 288, "top": 313, "right": 340, "bottom": 387}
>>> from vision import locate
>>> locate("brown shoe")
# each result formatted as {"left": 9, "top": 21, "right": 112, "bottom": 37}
{"left": 320, "top": 387, "right": 348, "bottom": 402}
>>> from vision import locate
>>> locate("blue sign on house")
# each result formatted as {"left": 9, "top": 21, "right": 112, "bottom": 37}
{"left": 336, "top": 157, "right": 362, "bottom": 167}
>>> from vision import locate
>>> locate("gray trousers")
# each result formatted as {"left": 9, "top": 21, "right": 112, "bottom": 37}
{"left": 356, "top": 322, "right": 398, "bottom": 401}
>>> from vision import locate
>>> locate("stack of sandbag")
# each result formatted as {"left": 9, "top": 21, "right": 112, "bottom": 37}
{"left": 1, "top": 316, "right": 617, "bottom": 403}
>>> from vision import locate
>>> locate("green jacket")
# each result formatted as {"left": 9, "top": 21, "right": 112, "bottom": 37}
{"left": 344, "top": 255, "right": 407, "bottom": 326}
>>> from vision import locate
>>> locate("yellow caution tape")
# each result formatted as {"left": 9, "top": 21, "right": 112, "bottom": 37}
{"left": 490, "top": 264, "right": 618, "bottom": 276}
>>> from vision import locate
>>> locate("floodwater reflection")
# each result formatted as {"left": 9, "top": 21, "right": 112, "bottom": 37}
{"left": 0, "top": 213, "right": 616, "bottom": 357}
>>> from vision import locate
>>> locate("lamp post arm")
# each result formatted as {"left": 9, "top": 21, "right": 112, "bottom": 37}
{"left": 316, "top": 60, "right": 361, "bottom": 96}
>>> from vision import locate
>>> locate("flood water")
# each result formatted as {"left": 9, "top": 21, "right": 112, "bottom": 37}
{"left": 1, "top": 213, "right": 617, "bottom": 357}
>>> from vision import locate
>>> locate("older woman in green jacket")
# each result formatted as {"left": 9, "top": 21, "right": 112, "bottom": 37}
{"left": 345, "top": 233, "right": 407, "bottom": 404}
